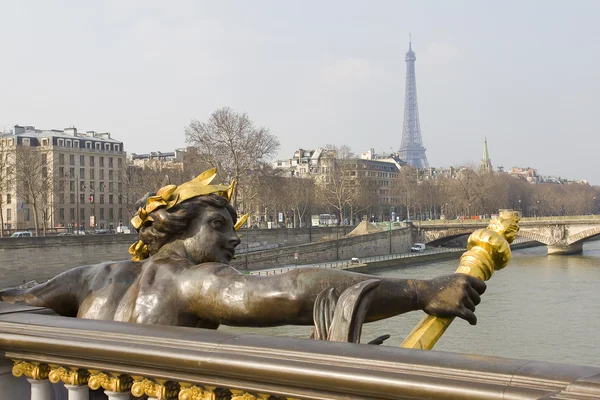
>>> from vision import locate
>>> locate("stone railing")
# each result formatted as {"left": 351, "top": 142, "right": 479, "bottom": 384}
{"left": 1, "top": 303, "right": 600, "bottom": 400}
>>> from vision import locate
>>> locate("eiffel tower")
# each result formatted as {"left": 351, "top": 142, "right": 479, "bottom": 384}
{"left": 398, "top": 38, "right": 429, "bottom": 169}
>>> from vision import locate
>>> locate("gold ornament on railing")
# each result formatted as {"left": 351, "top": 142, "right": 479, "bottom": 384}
{"left": 230, "top": 390, "right": 275, "bottom": 400}
{"left": 129, "top": 167, "right": 248, "bottom": 261}
{"left": 88, "top": 370, "right": 133, "bottom": 392}
{"left": 131, "top": 377, "right": 180, "bottom": 400}
{"left": 48, "top": 365, "right": 89, "bottom": 386}
{"left": 401, "top": 210, "right": 520, "bottom": 350}
{"left": 12, "top": 360, "right": 50, "bottom": 380}
{"left": 178, "top": 383, "right": 232, "bottom": 400}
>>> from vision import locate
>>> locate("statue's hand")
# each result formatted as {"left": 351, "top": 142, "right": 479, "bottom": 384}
{"left": 418, "top": 275, "right": 486, "bottom": 325}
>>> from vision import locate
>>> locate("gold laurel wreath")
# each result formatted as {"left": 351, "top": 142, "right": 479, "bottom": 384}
{"left": 129, "top": 168, "right": 249, "bottom": 261}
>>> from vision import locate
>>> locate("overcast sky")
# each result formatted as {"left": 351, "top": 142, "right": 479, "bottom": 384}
{"left": 1, "top": 1, "right": 599, "bottom": 183}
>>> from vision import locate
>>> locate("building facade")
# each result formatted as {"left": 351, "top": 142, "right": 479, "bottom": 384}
{"left": 0, "top": 125, "right": 127, "bottom": 233}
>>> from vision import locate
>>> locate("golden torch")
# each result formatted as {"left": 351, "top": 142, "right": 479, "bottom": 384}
{"left": 401, "top": 210, "right": 520, "bottom": 350}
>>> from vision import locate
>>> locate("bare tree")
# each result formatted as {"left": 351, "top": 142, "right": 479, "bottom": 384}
{"left": 185, "top": 107, "right": 280, "bottom": 208}
{"left": 0, "top": 140, "right": 15, "bottom": 237}
{"left": 392, "top": 166, "right": 419, "bottom": 220}
{"left": 314, "top": 145, "right": 360, "bottom": 225}
{"left": 13, "top": 145, "right": 54, "bottom": 236}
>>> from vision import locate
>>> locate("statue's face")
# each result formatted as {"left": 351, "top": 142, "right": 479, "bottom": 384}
{"left": 182, "top": 205, "right": 241, "bottom": 264}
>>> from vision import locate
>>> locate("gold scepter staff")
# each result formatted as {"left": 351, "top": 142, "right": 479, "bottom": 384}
{"left": 401, "top": 210, "right": 521, "bottom": 350}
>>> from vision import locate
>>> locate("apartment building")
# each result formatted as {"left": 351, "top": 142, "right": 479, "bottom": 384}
{"left": 0, "top": 125, "right": 126, "bottom": 232}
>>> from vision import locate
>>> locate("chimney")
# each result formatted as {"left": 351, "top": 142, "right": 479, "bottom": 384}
{"left": 64, "top": 127, "right": 77, "bottom": 136}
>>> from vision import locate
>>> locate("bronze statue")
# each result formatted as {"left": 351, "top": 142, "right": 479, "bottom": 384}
{"left": 0, "top": 169, "right": 485, "bottom": 333}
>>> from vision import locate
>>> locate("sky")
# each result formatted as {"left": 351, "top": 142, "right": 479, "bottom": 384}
{"left": 1, "top": 1, "right": 599, "bottom": 184}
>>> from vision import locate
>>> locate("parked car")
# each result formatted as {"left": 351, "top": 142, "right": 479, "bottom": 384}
{"left": 410, "top": 243, "right": 426, "bottom": 252}
{"left": 94, "top": 229, "right": 111, "bottom": 234}
{"left": 10, "top": 231, "right": 32, "bottom": 238}
{"left": 116, "top": 226, "right": 131, "bottom": 234}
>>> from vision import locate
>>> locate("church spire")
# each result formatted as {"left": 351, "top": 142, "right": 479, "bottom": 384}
{"left": 480, "top": 136, "right": 492, "bottom": 173}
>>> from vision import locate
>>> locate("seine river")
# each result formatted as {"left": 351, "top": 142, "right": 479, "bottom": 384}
{"left": 222, "top": 240, "right": 600, "bottom": 367}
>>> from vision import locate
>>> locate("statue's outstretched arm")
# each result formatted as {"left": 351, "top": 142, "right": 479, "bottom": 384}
{"left": 0, "top": 266, "right": 88, "bottom": 317}
{"left": 181, "top": 264, "right": 485, "bottom": 327}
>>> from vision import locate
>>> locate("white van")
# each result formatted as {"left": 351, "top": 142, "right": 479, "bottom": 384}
{"left": 10, "top": 231, "right": 32, "bottom": 238}
{"left": 410, "top": 243, "right": 426, "bottom": 252}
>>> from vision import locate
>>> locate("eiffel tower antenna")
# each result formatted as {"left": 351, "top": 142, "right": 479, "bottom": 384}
{"left": 398, "top": 37, "right": 429, "bottom": 169}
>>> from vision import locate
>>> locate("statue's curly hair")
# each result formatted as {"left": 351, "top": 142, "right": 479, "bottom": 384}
{"left": 136, "top": 194, "right": 237, "bottom": 255}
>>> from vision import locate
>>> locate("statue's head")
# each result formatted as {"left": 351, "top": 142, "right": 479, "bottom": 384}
{"left": 129, "top": 168, "right": 248, "bottom": 263}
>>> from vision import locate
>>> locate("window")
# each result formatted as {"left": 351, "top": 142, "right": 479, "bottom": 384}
{"left": 58, "top": 179, "right": 64, "bottom": 191}
{"left": 90, "top": 156, "right": 95, "bottom": 167}
{"left": 90, "top": 169, "right": 95, "bottom": 179}
{"left": 74, "top": 140, "right": 80, "bottom": 148}
{"left": 59, "top": 167, "right": 64, "bottom": 177}
{"left": 114, "top": 144, "right": 120, "bottom": 152}
{"left": 80, "top": 208, "right": 85, "bottom": 220}
{"left": 100, "top": 194, "right": 105, "bottom": 204}
{"left": 80, "top": 194, "right": 85, "bottom": 204}
{"left": 108, "top": 182, "right": 113, "bottom": 192}
{"left": 24, "top": 208, "right": 30, "bottom": 222}
{"left": 99, "top": 182, "right": 105, "bottom": 192}
{"left": 100, "top": 157, "right": 104, "bottom": 167}
{"left": 117, "top": 158, "right": 122, "bottom": 168}
{"left": 6, "top": 208, "right": 11, "bottom": 221}
{"left": 104, "top": 143, "right": 110, "bottom": 151}
{"left": 70, "top": 194, "right": 75, "bottom": 204}
{"left": 95, "top": 143, "right": 101, "bottom": 150}
{"left": 41, "top": 138, "right": 49, "bottom": 146}
{"left": 80, "top": 168, "right": 85, "bottom": 179}
{"left": 70, "top": 208, "right": 75, "bottom": 219}
{"left": 59, "top": 154, "right": 65, "bottom": 165}
{"left": 118, "top": 208, "right": 123, "bottom": 220}
{"left": 59, "top": 193, "right": 65, "bottom": 204}
{"left": 118, "top": 195, "right": 123, "bottom": 205}
{"left": 109, "top": 157, "right": 113, "bottom": 168}
{"left": 109, "top": 170, "right": 113, "bottom": 180}
{"left": 90, "top": 181, "right": 95, "bottom": 190}
{"left": 70, "top": 167, "right": 75, "bottom": 178}
{"left": 80, "top": 155, "right": 85, "bottom": 165}
{"left": 118, "top": 182, "right": 122, "bottom": 193}
{"left": 100, "top": 169, "right": 104, "bottom": 180}
{"left": 59, "top": 208, "right": 64, "bottom": 221}
{"left": 86, "top": 141, "right": 92, "bottom": 149}
{"left": 69, "top": 181, "right": 75, "bottom": 192}
{"left": 6, "top": 193, "right": 10, "bottom": 204}
{"left": 100, "top": 208, "right": 105, "bottom": 219}
{"left": 109, "top": 194, "right": 113, "bottom": 204}
{"left": 69, "top": 155, "right": 75, "bottom": 165}
{"left": 57, "top": 139, "right": 64, "bottom": 147}
{"left": 80, "top": 180, "right": 85, "bottom": 191}
{"left": 66, "top": 140, "right": 72, "bottom": 148}
{"left": 109, "top": 208, "right": 114, "bottom": 220}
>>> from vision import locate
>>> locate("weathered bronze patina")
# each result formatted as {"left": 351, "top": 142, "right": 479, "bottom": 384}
{"left": 0, "top": 169, "right": 485, "bottom": 334}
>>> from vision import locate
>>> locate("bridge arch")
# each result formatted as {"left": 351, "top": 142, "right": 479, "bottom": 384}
{"left": 566, "top": 227, "right": 600, "bottom": 245}
{"left": 515, "top": 230, "right": 551, "bottom": 245}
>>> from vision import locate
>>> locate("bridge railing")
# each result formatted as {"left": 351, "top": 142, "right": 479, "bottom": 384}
{"left": 1, "top": 303, "right": 600, "bottom": 400}
{"left": 414, "top": 215, "right": 600, "bottom": 226}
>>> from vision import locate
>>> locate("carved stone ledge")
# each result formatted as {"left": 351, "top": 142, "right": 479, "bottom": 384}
{"left": 132, "top": 377, "right": 180, "bottom": 399}
{"left": 88, "top": 370, "right": 133, "bottom": 392}
{"left": 178, "top": 383, "right": 231, "bottom": 400}
{"left": 48, "top": 365, "right": 90, "bottom": 386}
{"left": 12, "top": 360, "right": 50, "bottom": 380}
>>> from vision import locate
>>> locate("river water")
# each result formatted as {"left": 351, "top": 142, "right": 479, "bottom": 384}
{"left": 221, "top": 240, "right": 600, "bottom": 367}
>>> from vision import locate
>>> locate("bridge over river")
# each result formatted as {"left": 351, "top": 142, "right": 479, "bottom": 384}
{"left": 412, "top": 215, "right": 600, "bottom": 255}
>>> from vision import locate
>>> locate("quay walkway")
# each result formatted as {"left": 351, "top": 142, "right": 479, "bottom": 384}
{"left": 248, "top": 247, "right": 466, "bottom": 275}
{"left": 248, "top": 238, "right": 537, "bottom": 276}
